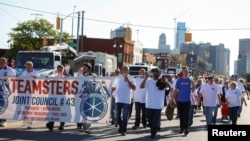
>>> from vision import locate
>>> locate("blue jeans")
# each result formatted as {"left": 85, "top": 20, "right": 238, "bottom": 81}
{"left": 134, "top": 102, "right": 146, "bottom": 127}
{"left": 203, "top": 106, "right": 215, "bottom": 125}
{"left": 237, "top": 102, "right": 243, "bottom": 116}
{"left": 213, "top": 105, "right": 219, "bottom": 124}
{"left": 111, "top": 96, "right": 117, "bottom": 124}
{"left": 189, "top": 105, "right": 196, "bottom": 125}
{"left": 229, "top": 106, "right": 240, "bottom": 125}
{"left": 116, "top": 103, "right": 131, "bottom": 133}
{"left": 146, "top": 108, "right": 161, "bottom": 136}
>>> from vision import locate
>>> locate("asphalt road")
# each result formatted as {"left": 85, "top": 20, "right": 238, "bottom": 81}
{"left": 1, "top": 101, "right": 250, "bottom": 141}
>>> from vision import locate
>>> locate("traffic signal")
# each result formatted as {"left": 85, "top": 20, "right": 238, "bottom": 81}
{"left": 238, "top": 54, "right": 242, "bottom": 61}
{"left": 185, "top": 33, "right": 192, "bottom": 42}
{"left": 56, "top": 16, "right": 61, "bottom": 30}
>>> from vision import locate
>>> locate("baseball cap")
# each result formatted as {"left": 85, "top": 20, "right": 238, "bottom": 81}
{"left": 122, "top": 65, "right": 129, "bottom": 71}
{"left": 151, "top": 68, "right": 159, "bottom": 73}
{"left": 232, "top": 74, "right": 238, "bottom": 77}
{"left": 207, "top": 76, "right": 214, "bottom": 80}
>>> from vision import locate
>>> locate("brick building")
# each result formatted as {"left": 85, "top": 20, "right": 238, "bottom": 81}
{"left": 78, "top": 36, "right": 134, "bottom": 70}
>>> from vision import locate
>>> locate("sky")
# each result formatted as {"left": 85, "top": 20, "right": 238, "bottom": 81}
{"left": 1, "top": 0, "right": 250, "bottom": 75}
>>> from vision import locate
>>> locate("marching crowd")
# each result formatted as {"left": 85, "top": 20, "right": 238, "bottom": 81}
{"left": 109, "top": 65, "right": 249, "bottom": 138}
{"left": 0, "top": 56, "right": 249, "bottom": 139}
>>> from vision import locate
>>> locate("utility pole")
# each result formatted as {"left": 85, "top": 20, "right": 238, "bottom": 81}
{"left": 76, "top": 11, "right": 80, "bottom": 53}
{"left": 81, "top": 11, "right": 85, "bottom": 53}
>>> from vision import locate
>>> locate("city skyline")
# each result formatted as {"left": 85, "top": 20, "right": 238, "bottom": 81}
{"left": 1, "top": 0, "right": 250, "bottom": 75}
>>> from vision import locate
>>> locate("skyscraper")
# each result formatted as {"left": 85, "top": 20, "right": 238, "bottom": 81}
{"left": 175, "top": 22, "right": 186, "bottom": 49}
{"left": 237, "top": 38, "right": 250, "bottom": 76}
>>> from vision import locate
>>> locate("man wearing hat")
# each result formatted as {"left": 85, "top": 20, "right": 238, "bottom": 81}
{"left": 46, "top": 64, "right": 66, "bottom": 131}
{"left": 112, "top": 65, "right": 136, "bottom": 136}
{"left": 140, "top": 67, "right": 170, "bottom": 138}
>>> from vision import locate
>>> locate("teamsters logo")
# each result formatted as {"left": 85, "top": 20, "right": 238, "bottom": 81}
{"left": 0, "top": 78, "right": 11, "bottom": 114}
{"left": 78, "top": 79, "right": 110, "bottom": 121}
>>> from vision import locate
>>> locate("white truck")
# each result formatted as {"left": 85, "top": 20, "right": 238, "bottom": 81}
{"left": 79, "top": 51, "right": 117, "bottom": 76}
{"left": 15, "top": 43, "right": 96, "bottom": 76}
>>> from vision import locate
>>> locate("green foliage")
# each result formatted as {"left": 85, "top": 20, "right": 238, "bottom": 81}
{"left": 6, "top": 18, "right": 71, "bottom": 59}
{"left": 242, "top": 73, "right": 250, "bottom": 82}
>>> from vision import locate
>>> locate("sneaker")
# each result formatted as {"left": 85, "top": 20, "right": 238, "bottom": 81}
{"left": 179, "top": 129, "right": 184, "bottom": 134}
{"left": 132, "top": 126, "right": 139, "bottom": 130}
{"left": 121, "top": 131, "right": 127, "bottom": 136}
{"left": 184, "top": 129, "right": 189, "bottom": 135}
{"left": 143, "top": 124, "right": 147, "bottom": 128}
{"left": 118, "top": 128, "right": 122, "bottom": 134}
{"left": 0, "top": 121, "right": 7, "bottom": 127}
{"left": 150, "top": 134, "right": 156, "bottom": 138}
{"left": 85, "top": 128, "right": 91, "bottom": 133}
{"left": 79, "top": 128, "right": 85, "bottom": 132}
{"left": 46, "top": 123, "right": 53, "bottom": 131}
{"left": 58, "top": 126, "right": 64, "bottom": 130}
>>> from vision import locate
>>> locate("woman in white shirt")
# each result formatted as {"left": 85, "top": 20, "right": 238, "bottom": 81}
{"left": 225, "top": 81, "right": 247, "bottom": 125}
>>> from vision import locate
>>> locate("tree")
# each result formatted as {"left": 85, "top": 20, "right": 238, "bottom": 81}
{"left": 6, "top": 18, "right": 71, "bottom": 59}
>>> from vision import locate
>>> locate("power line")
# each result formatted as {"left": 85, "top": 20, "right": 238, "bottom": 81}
{"left": 1, "top": 2, "right": 250, "bottom": 32}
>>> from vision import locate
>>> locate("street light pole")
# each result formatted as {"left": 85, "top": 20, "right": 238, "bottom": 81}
{"left": 71, "top": 6, "right": 76, "bottom": 41}
{"left": 59, "top": 11, "right": 78, "bottom": 45}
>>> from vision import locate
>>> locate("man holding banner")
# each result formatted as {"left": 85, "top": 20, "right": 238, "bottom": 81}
{"left": 21, "top": 61, "right": 40, "bottom": 129}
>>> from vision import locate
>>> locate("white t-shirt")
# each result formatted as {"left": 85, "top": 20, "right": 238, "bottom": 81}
{"left": 112, "top": 75, "right": 135, "bottom": 104}
{"left": 145, "top": 78, "right": 165, "bottom": 109}
{"left": 215, "top": 84, "right": 222, "bottom": 104}
{"left": 236, "top": 80, "right": 246, "bottom": 93}
{"left": 0, "top": 66, "right": 16, "bottom": 76}
{"left": 133, "top": 77, "right": 146, "bottom": 103}
{"left": 109, "top": 76, "right": 117, "bottom": 98}
{"left": 21, "top": 70, "right": 40, "bottom": 77}
{"left": 225, "top": 88, "right": 243, "bottom": 107}
{"left": 190, "top": 89, "right": 198, "bottom": 105}
{"left": 199, "top": 83, "right": 219, "bottom": 107}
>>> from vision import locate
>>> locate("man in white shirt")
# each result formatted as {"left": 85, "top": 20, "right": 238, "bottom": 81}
{"left": 199, "top": 77, "right": 220, "bottom": 127}
{"left": 21, "top": 61, "right": 40, "bottom": 129}
{"left": 46, "top": 64, "right": 67, "bottom": 131}
{"left": 112, "top": 65, "right": 136, "bottom": 136}
{"left": 110, "top": 68, "right": 120, "bottom": 126}
{"left": 141, "top": 68, "right": 170, "bottom": 138}
{"left": 212, "top": 77, "right": 222, "bottom": 125}
{"left": 77, "top": 63, "right": 95, "bottom": 133}
{"left": 132, "top": 68, "right": 147, "bottom": 130}
{"left": 0, "top": 57, "right": 16, "bottom": 127}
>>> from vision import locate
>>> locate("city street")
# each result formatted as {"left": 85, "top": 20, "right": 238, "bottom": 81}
{"left": 1, "top": 101, "right": 250, "bottom": 141}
